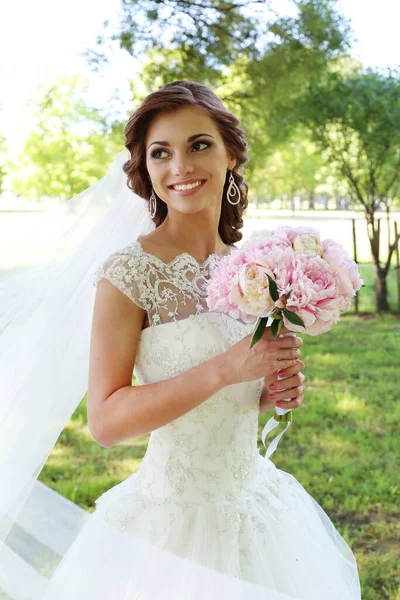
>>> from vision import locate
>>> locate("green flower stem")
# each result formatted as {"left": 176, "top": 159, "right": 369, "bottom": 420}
{"left": 273, "top": 411, "right": 293, "bottom": 423}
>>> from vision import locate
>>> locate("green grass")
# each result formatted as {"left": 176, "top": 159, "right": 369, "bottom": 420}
{"left": 354, "top": 263, "right": 399, "bottom": 314}
{"left": 259, "top": 313, "right": 399, "bottom": 600}
{"left": 40, "top": 299, "right": 400, "bottom": 599}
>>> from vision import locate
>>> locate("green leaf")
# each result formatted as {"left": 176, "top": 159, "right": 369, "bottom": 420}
{"left": 270, "top": 311, "right": 282, "bottom": 320}
{"left": 267, "top": 274, "right": 279, "bottom": 302}
{"left": 283, "top": 309, "right": 306, "bottom": 328}
{"left": 250, "top": 317, "right": 268, "bottom": 348}
{"left": 285, "top": 290, "right": 291, "bottom": 300}
{"left": 271, "top": 318, "right": 283, "bottom": 338}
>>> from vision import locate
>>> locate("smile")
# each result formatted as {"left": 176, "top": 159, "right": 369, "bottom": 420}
{"left": 168, "top": 179, "right": 206, "bottom": 192}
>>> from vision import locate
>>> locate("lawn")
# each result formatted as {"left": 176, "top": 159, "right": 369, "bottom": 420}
{"left": 40, "top": 265, "right": 400, "bottom": 600}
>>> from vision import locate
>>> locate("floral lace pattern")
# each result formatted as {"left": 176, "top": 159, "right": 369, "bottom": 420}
{"left": 93, "top": 237, "right": 232, "bottom": 326}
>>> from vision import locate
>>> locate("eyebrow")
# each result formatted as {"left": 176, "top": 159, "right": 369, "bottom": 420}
{"left": 148, "top": 133, "right": 215, "bottom": 150}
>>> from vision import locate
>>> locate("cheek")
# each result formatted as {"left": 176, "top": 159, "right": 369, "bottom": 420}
{"left": 146, "top": 161, "right": 166, "bottom": 186}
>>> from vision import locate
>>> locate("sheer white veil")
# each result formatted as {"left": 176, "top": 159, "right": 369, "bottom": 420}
{"left": 0, "top": 149, "right": 155, "bottom": 594}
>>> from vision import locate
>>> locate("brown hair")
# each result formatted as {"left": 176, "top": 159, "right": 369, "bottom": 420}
{"left": 123, "top": 80, "right": 249, "bottom": 245}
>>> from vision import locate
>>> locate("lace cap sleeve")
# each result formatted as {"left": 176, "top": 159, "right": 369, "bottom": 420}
{"left": 92, "top": 242, "right": 149, "bottom": 311}
{"left": 93, "top": 239, "right": 227, "bottom": 327}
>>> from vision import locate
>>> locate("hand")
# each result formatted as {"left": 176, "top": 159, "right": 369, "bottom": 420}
{"left": 264, "top": 359, "right": 306, "bottom": 411}
{"left": 221, "top": 326, "right": 303, "bottom": 385}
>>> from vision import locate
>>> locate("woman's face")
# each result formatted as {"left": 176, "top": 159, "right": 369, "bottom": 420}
{"left": 145, "top": 105, "right": 236, "bottom": 215}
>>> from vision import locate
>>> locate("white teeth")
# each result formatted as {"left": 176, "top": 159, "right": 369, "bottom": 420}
{"left": 172, "top": 180, "right": 203, "bottom": 191}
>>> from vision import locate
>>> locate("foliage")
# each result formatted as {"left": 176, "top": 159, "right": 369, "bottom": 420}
{"left": 88, "top": 0, "right": 352, "bottom": 100}
{"left": 298, "top": 66, "right": 400, "bottom": 310}
{"left": 9, "top": 76, "right": 125, "bottom": 201}
{"left": 87, "top": 0, "right": 264, "bottom": 83}
{"left": 247, "top": 127, "right": 325, "bottom": 202}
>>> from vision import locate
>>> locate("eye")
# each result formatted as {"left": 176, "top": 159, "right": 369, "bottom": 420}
{"left": 151, "top": 148, "right": 169, "bottom": 159}
{"left": 150, "top": 140, "right": 211, "bottom": 159}
{"left": 192, "top": 141, "right": 212, "bottom": 152}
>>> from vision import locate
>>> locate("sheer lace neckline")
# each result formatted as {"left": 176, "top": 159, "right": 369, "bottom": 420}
{"left": 135, "top": 237, "right": 234, "bottom": 268}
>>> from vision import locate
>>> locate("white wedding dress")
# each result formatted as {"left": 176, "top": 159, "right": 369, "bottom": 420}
{"left": 10, "top": 238, "right": 361, "bottom": 599}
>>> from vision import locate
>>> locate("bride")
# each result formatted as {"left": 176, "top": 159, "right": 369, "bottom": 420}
{"left": 0, "top": 80, "right": 362, "bottom": 599}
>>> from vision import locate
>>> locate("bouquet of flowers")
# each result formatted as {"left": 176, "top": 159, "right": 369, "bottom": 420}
{"left": 206, "top": 226, "right": 364, "bottom": 457}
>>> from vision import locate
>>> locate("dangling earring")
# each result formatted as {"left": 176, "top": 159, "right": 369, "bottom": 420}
{"left": 226, "top": 170, "right": 241, "bottom": 205}
{"left": 149, "top": 189, "right": 157, "bottom": 218}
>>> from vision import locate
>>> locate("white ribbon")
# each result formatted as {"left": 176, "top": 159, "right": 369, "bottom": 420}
{"left": 261, "top": 332, "right": 296, "bottom": 458}
{"left": 261, "top": 414, "right": 292, "bottom": 459}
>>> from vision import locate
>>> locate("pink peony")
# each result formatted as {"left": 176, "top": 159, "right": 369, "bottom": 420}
{"left": 322, "top": 239, "right": 364, "bottom": 308}
{"left": 229, "top": 261, "right": 276, "bottom": 317}
{"left": 206, "top": 226, "right": 363, "bottom": 337}
{"left": 273, "top": 252, "right": 341, "bottom": 335}
{"left": 206, "top": 251, "right": 256, "bottom": 323}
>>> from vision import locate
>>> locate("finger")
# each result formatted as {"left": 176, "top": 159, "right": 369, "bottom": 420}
{"left": 277, "top": 360, "right": 305, "bottom": 377}
{"left": 273, "top": 358, "right": 300, "bottom": 370}
{"left": 277, "top": 348, "right": 301, "bottom": 360}
{"left": 275, "top": 336, "right": 303, "bottom": 348}
{"left": 268, "top": 373, "right": 301, "bottom": 392}
{"left": 275, "top": 394, "right": 304, "bottom": 410}
{"left": 271, "top": 385, "right": 305, "bottom": 403}
{"left": 275, "top": 374, "right": 305, "bottom": 391}
{"left": 264, "top": 371, "right": 277, "bottom": 387}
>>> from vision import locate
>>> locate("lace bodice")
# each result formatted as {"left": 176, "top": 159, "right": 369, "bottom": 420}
{"left": 92, "top": 237, "right": 229, "bottom": 326}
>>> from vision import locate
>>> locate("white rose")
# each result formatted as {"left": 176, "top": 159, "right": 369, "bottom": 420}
{"left": 230, "top": 262, "right": 276, "bottom": 317}
{"left": 293, "top": 234, "right": 324, "bottom": 257}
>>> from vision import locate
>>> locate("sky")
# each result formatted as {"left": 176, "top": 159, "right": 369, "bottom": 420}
{"left": 0, "top": 0, "right": 399, "bottom": 155}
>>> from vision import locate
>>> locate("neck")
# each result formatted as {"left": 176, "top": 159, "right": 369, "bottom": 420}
{"left": 158, "top": 212, "right": 228, "bottom": 260}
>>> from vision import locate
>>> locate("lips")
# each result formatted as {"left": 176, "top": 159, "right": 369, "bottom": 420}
{"left": 168, "top": 179, "right": 207, "bottom": 190}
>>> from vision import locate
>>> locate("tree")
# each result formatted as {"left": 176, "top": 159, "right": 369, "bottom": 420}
{"left": 247, "top": 127, "right": 325, "bottom": 208}
{"left": 87, "top": 0, "right": 263, "bottom": 84}
{"left": 10, "top": 76, "right": 124, "bottom": 201}
{"left": 300, "top": 66, "right": 400, "bottom": 311}
{"left": 88, "top": 0, "right": 352, "bottom": 102}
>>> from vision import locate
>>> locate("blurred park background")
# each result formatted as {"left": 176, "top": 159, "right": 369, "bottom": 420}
{"left": 0, "top": 0, "right": 399, "bottom": 598}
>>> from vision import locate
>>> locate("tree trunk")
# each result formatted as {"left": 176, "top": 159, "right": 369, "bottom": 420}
{"left": 367, "top": 211, "right": 390, "bottom": 312}
{"left": 308, "top": 191, "right": 315, "bottom": 210}
{"left": 374, "top": 269, "right": 390, "bottom": 312}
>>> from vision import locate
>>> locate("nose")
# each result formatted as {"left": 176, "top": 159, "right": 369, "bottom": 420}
{"left": 171, "top": 152, "right": 195, "bottom": 177}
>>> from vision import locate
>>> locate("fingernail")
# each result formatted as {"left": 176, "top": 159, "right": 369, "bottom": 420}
{"left": 269, "top": 393, "right": 276, "bottom": 399}
{"left": 278, "top": 370, "right": 285, "bottom": 377}
{"left": 268, "top": 383, "right": 276, "bottom": 390}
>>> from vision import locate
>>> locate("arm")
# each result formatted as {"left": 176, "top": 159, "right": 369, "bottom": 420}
{"left": 88, "top": 279, "right": 232, "bottom": 448}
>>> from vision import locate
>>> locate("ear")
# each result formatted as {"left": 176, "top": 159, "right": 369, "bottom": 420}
{"left": 228, "top": 153, "right": 237, "bottom": 171}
